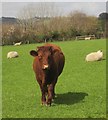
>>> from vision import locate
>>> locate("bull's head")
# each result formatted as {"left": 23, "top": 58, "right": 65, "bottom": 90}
{"left": 30, "top": 46, "right": 53, "bottom": 70}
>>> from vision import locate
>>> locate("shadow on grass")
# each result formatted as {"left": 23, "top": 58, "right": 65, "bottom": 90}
{"left": 54, "top": 92, "right": 88, "bottom": 105}
{"left": 98, "top": 58, "right": 106, "bottom": 62}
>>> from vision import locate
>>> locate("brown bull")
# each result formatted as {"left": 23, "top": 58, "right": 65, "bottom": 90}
{"left": 30, "top": 43, "right": 65, "bottom": 106}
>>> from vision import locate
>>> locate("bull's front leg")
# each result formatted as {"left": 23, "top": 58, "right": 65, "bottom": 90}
{"left": 36, "top": 79, "right": 46, "bottom": 105}
{"left": 47, "top": 84, "right": 55, "bottom": 106}
{"left": 41, "top": 83, "right": 48, "bottom": 105}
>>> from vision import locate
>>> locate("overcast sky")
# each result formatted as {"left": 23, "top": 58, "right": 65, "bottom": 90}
{"left": 1, "top": 1, "right": 107, "bottom": 18}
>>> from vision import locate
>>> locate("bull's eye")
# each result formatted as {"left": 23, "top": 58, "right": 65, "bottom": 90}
{"left": 38, "top": 55, "right": 42, "bottom": 59}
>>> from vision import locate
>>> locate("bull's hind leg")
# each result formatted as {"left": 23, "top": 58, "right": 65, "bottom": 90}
{"left": 52, "top": 88, "right": 55, "bottom": 99}
{"left": 52, "top": 79, "right": 58, "bottom": 99}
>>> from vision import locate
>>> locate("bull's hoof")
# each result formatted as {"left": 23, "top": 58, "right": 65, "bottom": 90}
{"left": 52, "top": 94, "right": 57, "bottom": 99}
{"left": 46, "top": 103, "right": 51, "bottom": 106}
{"left": 46, "top": 101, "right": 51, "bottom": 106}
{"left": 55, "top": 94, "right": 57, "bottom": 98}
{"left": 41, "top": 101, "right": 47, "bottom": 106}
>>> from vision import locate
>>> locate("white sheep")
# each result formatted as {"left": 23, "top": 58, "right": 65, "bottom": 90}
{"left": 85, "top": 50, "right": 103, "bottom": 62}
{"left": 85, "top": 37, "right": 91, "bottom": 40}
{"left": 14, "top": 42, "right": 22, "bottom": 46}
{"left": 7, "top": 51, "right": 19, "bottom": 58}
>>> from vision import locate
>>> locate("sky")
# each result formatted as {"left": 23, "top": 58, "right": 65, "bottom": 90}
{"left": 1, "top": 0, "right": 107, "bottom": 18}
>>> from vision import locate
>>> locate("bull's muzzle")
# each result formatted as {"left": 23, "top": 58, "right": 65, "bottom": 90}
{"left": 43, "top": 65, "right": 49, "bottom": 70}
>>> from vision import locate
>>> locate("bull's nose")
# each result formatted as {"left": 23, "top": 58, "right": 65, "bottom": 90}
{"left": 43, "top": 65, "right": 49, "bottom": 69}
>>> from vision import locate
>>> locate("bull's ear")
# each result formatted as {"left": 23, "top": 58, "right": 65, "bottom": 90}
{"left": 36, "top": 46, "right": 40, "bottom": 51}
{"left": 30, "top": 50, "right": 38, "bottom": 57}
{"left": 49, "top": 46, "right": 53, "bottom": 53}
{"left": 49, "top": 46, "right": 56, "bottom": 54}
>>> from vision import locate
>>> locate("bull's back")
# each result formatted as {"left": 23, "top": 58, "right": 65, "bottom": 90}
{"left": 59, "top": 52, "right": 65, "bottom": 76}
{"left": 44, "top": 43, "right": 61, "bottom": 51}
{"left": 53, "top": 51, "right": 65, "bottom": 76}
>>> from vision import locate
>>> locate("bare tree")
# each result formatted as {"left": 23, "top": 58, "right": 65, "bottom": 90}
{"left": 17, "top": 2, "right": 62, "bottom": 30}
{"left": 0, "top": 22, "right": 2, "bottom": 45}
{"left": 17, "top": 2, "right": 62, "bottom": 42}
{"left": 68, "top": 11, "right": 98, "bottom": 36}
{"left": 17, "top": 4, "right": 36, "bottom": 32}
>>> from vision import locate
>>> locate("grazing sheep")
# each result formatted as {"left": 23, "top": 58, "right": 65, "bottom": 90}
{"left": 14, "top": 42, "right": 22, "bottom": 46}
{"left": 7, "top": 51, "right": 19, "bottom": 58}
{"left": 85, "top": 37, "right": 91, "bottom": 40}
{"left": 85, "top": 50, "right": 103, "bottom": 62}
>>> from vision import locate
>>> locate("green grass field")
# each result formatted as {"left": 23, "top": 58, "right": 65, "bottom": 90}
{"left": 2, "top": 39, "right": 106, "bottom": 118}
